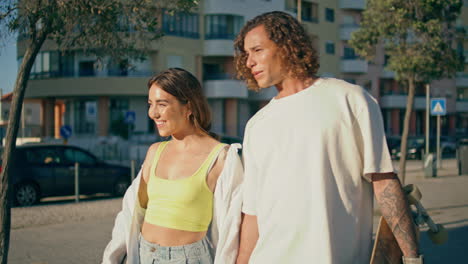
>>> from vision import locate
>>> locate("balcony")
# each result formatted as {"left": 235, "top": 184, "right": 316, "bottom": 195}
{"left": 380, "top": 94, "right": 426, "bottom": 110}
{"left": 340, "top": 24, "right": 360, "bottom": 41}
{"left": 455, "top": 73, "right": 468, "bottom": 88}
{"left": 248, "top": 86, "right": 277, "bottom": 101}
{"left": 381, "top": 68, "right": 395, "bottom": 78}
{"left": 456, "top": 100, "right": 468, "bottom": 112}
{"left": 340, "top": 58, "right": 368, "bottom": 73}
{"left": 25, "top": 77, "right": 149, "bottom": 98}
{"left": 203, "top": 79, "right": 248, "bottom": 99}
{"left": 204, "top": 39, "right": 235, "bottom": 56}
{"left": 339, "top": 0, "right": 366, "bottom": 10}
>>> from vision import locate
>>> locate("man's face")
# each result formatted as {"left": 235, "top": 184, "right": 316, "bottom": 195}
{"left": 244, "top": 25, "right": 286, "bottom": 89}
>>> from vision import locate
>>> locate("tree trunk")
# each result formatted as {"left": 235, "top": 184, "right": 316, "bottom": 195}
{"left": 398, "top": 78, "right": 416, "bottom": 184}
{"left": 0, "top": 33, "right": 47, "bottom": 263}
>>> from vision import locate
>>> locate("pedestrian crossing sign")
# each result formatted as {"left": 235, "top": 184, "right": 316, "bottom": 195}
{"left": 430, "top": 98, "right": 446, "bottom": 116}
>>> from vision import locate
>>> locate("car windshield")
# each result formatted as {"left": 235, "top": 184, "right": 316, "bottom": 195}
{"left": 408, "top": 138, "right": 424, "bottom": 146}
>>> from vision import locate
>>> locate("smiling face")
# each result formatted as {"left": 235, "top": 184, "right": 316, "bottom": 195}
{"left": 148, "top": 84, "right": 192, "bottom": 137}
{"left": 244, "top": 25, "right": 287, "bottom": 89}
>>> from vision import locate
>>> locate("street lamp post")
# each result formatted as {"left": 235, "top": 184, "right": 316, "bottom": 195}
{"left": 425, "top": 84, "right": 430, "bottom": 155}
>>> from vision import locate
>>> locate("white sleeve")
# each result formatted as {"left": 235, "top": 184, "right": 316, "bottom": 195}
{"left": 241, "top": 127, "right": 258, "bottom": 215}
{"left": 355, "top": 92, "right": 395, "bottom": 182}
{"left": 101, "top": 172, "right": 141, "bottom": 264}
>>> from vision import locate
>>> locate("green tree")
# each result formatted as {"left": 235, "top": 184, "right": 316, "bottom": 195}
{"left": 0, "top": 0, "right": 197, "bottom": 261}
{"left": 350, "top": 0, "right": 464, "bottom": 183}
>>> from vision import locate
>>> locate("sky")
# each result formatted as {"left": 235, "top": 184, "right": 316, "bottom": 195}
{"left": 0, "top": 36, "right": 17, "bottom": 94}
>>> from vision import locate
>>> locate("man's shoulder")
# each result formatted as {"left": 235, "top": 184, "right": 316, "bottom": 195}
{"left": 320, "top": 77, "right": 377, "bottom": 104}
{"left": 318, "top": 77, "right": 363, "bottom": 94}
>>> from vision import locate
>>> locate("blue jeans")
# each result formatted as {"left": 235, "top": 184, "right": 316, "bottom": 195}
{"left": 138, "top": 233, "right": 213, "bottom": 264}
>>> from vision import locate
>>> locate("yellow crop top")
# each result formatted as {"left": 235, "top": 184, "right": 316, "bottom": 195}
{"left": 144, "top": 141, "right": 226, "bottom": 232}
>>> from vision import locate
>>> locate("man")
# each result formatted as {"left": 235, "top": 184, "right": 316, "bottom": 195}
{"left": 234, "top": 11, "right": 421, "bottom": 264}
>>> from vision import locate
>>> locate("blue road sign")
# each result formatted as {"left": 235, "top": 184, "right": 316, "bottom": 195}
{"left": 430, "top": 98, "right": 446, "bottom": 116}
{"left": 60, "top": 125, "right": 72, "bottom": 139}
{"left": 125, "top": 111, "right": 136, "bottom": 124}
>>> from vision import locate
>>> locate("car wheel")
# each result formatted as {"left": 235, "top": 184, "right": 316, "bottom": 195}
{"left": 15, "top": 183, "right": 39, "bottom": 206}
{"left": 113, "top": 178, "right": 129, "bottom": 197}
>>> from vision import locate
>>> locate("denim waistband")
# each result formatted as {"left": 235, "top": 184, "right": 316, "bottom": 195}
{"left": 139, "top": 233, "right": 211, "bottom": 261}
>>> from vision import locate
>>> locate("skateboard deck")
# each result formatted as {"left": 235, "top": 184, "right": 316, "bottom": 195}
{"left": 370, "top": 216, "right": 404, "bottom": 264}
{"left": 370, "top": 184, "right": 447, "bottom": 264}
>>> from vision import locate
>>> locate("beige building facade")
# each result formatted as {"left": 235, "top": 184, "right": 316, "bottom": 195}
{"left": 18, "top": 0, "right": 468, "bottom": 140}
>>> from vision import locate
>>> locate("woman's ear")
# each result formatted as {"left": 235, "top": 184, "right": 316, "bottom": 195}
{"left": 186, "top": 102, "right": 193, "bottom": 119}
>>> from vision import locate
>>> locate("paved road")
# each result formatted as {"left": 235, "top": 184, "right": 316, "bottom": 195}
{"left": 9, "top": 215, "right": 114, "bottom": 264}
{"left": 8, "top": 159, "right": 468, "bottom": 263}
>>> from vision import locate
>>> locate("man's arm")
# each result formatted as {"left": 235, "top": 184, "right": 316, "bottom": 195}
{"left": 236, "top": 213, "right": 259, "bottom": 264}
{"left": 372, "top": 173, "right": 419, "bottom": 257}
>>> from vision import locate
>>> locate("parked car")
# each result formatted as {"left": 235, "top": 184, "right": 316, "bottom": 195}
{"left": 392, "top": 136, "right": 457, "bottom": 160}
{"left": 219, "top": 135, "right": 243, "bottom": 145}
{"left": 6, "top": 144, "right": 131, "bottom": 206}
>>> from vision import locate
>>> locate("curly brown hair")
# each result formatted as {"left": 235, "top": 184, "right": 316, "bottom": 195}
{"left": 234, "top": 11, "right": 320, "bottom": 91}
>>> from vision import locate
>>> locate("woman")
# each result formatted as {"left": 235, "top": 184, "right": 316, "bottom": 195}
{"left": 102, "top": 68, "right": 243, "bottom": 264}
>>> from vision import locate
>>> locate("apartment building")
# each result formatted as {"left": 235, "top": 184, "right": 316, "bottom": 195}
{"left": 18, "top": 0, "right": 468, "bottom": 140}
{"left": 0, "top": 92, "right": 42, "bottom": 140}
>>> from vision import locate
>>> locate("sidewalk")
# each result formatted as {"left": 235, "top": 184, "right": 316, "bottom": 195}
{"left": 376, "top": 159, "right": 468, "bottom": 263}
{"left": 8, "top": 159, "right": 468, "bottom": 264}
{"left": 383, "top": 159, "right": 468, "bottom": 230}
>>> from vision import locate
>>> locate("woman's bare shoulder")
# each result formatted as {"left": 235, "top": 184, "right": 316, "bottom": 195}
{"left": 142, "top": 141, "right": 164, "bottom": 183}
{"left": 145, "top": 141, "right": 163, "bottom": 161}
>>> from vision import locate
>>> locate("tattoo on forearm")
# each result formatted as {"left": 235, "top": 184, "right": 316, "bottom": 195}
{"left": 376, "top": 180, "right": 418, "bottom": 257}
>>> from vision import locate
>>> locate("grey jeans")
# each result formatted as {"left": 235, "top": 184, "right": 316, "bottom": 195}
{"left": 138, "top": 233, "right": 213, "bottom": 264}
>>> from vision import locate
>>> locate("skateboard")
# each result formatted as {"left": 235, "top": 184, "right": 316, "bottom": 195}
{"left": 370, "top": 184, "right": 448, "bottom": 264}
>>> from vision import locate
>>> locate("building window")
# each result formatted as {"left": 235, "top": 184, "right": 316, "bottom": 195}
{"left": 59, "top": 52, "right": 75, "bottom": 77}
{"left": 109, "top": 98, "right": 130, "bottom": 136}
{"left": 204, "top": 64, "right": 233, "bottom": 80}
{"left": 325, "top": 41, "right": 335, "bottom": 54}
{"left": 205, "top": 15, "right": 243, "bottom": 40}
{"left": 286, "top": 1, "right": 319, "bottom": 23}
{"left": 384, "top": 54, "right": 390, "bottom": 66}
{"left": 457, "top": 41, "right": 464, "bottom": 58}
{"left": 163, "top": 11, "right": 199, "bottom": 39}
{"left": 302, "top": 2, "right": 319, "bottom": 23}
{"left": 28, "top": 51, "right": 61, "bottom": 79}
{"left": 325, "top": 8, "right": 334, "bottom": 22}
{"left": 343, "top": 46, "right": 357, "bottom": 59}
{"left": 108, "top": 59, "right": 129, "bottom": 77}
{"left": 79, "top": 61, "right": 95, "bottom": 76}
{"left": 74, "top": 100, "right": 96, "bottom": 135}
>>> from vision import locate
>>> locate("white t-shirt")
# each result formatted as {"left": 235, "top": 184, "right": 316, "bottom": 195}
{"left": 242, "top": 78, "right": 394, "bottom": 264}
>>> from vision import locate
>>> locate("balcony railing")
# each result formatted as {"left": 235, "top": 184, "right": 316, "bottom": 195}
{"left": 28, "top": 69, "right": 153, "bottom": 79}
{"left": 108, "top": 69, "right": 153, "bottom": 77}
{"left": 203, "top": 73, "right": 235, "bottom": 81}
{"left": 340, "top": 58, "right": 368, "bottom": 73}
{"left": 205, "top": 33, "right": 236, "bottom": 40}
{"left": 339, "top": 0, "right": 366, "bottom": 10}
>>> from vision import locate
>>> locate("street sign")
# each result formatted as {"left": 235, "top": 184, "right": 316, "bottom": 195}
{"left": 85, "top": 101, "right": 97, "bottom": 121}
{"left": 60, "top": 125, "right": 72, "bottom": 139}
{"left": 430, "top": 98, "right": 446, "bottom": 116}
{"left": 125, "top": 111, "right": 136, "bottom": 124}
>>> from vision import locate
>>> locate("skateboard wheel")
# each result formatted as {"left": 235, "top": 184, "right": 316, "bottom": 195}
{"left": 427, "top": 224, "right": 448, "bottom": 245}
{"left": 403, "top": 184, "right": 422, "bottom": 205}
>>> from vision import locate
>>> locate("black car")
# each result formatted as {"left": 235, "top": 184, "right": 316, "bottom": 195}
{"left": 392, "top": 136, "right": 457, "bottom": 160}
{"left": 8, "top": 144, "right": 131, "bottom": 206}
{"left": 219, "top": 135, "right": 243, "bottom": 145}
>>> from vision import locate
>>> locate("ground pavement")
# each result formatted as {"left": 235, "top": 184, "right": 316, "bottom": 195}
{"left": 8, "top": 159, "right": 468, "bottom": 263}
